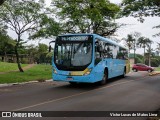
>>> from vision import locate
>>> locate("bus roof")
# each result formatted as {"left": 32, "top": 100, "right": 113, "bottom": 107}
{"left": 58, "top": 33, "right": 127, "bottom": 50}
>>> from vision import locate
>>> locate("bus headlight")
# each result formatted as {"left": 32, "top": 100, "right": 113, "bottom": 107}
{"left": 53, "top": 67, "right": 57, "bottom": 74}
{"left": 84, "top": 68, "right": 92, "bottom": 75}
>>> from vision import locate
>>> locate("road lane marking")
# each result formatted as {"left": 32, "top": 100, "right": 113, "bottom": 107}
{"left": 13, "top": 75, "right": 149, "bottom": 111}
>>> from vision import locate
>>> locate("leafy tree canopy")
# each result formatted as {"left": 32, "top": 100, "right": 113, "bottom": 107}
{"left": 121, "top": 0, "right": 160, "bottom": 22}
{"left": 121, "top": 0, "right": 160, "bottom": 37}
{"left": 30, "top": 17, "right": 62, "bottom": 39}
{"left": 51, "top": 0, "right": 121, "bottom": 36}
{"left": 0, "top": 0, "right": 50, "bottom": 72}
{"left": 0, "top": 29, "right": 15, "bottom": 56}
{"left": 0, "top": 0, "right": 5, "bottom": 5}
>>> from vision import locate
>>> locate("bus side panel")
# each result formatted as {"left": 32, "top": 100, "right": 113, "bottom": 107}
{"left": 105, "top": 59, "right": 114, "bottom": 78}
{"left": 113, "top": 59, "right": 126, "bottom": 76}
{"left": 104, "top": 59, "right": 126, "bottom": 78}
{"left": 92, "top": 61, "right": 105, "bottom": 82}
{"left": 93, "top": 59, "right": 114, "bottom": 80}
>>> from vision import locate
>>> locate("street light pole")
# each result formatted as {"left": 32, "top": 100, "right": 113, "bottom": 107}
{"left": 148, "top": 43, "right": 151, "bottom": 66}
{"left": 134, "top": 39, "right": 136, "bottom": 64}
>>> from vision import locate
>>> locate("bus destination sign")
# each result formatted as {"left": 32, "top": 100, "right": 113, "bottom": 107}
{"left": 60, "top": 36, "right": 89, "bottom": 41}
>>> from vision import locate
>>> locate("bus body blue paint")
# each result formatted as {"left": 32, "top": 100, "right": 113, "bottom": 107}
{"left": 50, "top": 34, "right": 130, "bottom": 83}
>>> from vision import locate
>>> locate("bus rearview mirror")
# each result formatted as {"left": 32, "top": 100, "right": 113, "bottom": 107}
{"left": 49, "top": 40, "right": 55, "bottom": 52}
{"left": 49, "top": 45, "right": 51, "bottom": 52}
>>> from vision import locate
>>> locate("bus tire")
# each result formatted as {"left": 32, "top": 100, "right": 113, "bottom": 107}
{"left": 100, "top": 70, "right": 108, "bottom": 85}
{"left": 122, "top": 67, "right": 126, "bottom": 78}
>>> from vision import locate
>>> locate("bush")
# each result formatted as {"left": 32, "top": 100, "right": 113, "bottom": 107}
{"left": 135, "top": 57, "right": 143, "bottom": 63}
{"left": 21, "top": 58, "right": 29, "bottom": 64}
{"left": 151, "top": 57, "right": 160, "bottom": 67}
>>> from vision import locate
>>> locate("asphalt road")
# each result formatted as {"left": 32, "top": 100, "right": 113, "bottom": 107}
{"left": 0, "top": 72, "right": 160, "bottom": 120}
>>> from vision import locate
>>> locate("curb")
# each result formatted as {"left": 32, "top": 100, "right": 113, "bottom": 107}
{"left": 0, "top": 79, "right": 53, "bottom": 88}
{"left": 149, "top": 71, "right": 160, "bottom": 76}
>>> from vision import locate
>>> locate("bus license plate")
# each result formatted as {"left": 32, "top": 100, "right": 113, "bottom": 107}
{"left": 67, "top": 77, "right": 73, "bottom": 81}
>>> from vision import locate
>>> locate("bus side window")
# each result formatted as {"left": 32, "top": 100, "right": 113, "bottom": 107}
{"left": 95, "top": 52, "right": 102, "bottom": 65}
{"left": 117, "top": 47, "right": 128, "bottom": 60}
{"left": 116, "top": 52, "right": 123, "bottom": 59}
{"left": 95, "top": 40, "right": 102, "bottom": 65}
{"left": 104, "top": 43, "right": 113, "bottom": 58}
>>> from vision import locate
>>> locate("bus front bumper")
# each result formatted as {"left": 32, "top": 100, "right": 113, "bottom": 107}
{"left": 52, "top": 73, "right": 102, "bottom": 83}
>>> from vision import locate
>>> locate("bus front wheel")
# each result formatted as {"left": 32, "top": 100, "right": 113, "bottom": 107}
{"left": 122, "top": 68, "right": 126, "bottom": 78}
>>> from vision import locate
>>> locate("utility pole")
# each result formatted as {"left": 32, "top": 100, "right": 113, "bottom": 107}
{"left": 148, "top": 43, "right": 151, "bottom": 66}
{"left": 133, "top": 39, "right": 136, "bottom": 64}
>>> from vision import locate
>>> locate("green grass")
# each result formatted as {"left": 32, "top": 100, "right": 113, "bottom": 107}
{"left": 0, "top": 64, "right": 52, "bottom": 84}
{"left": 155, "top": 67, "right": 160, "bottom": 71}
{"left": 0, "top": 62, "right": 27, "bottom": 72}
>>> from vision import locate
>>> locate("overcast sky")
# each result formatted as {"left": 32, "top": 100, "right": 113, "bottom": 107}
{"left": 8, "top": 0, "right": 160, "bottom": 54}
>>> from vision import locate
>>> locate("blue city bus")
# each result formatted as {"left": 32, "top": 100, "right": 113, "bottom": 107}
{"left": 49, "top": 33, "right": 130, "bottom": 85}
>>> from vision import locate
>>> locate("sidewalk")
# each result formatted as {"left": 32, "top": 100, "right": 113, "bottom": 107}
{"left": 149, "top": 71, "right": 160, "bottom": 76}
{"left": 0, "top": 79, "right": 52, "bottom": 88}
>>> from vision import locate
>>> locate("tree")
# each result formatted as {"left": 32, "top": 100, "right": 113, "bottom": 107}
{"left": 155, "top": 42, "right": 160, "bottom": 56}
{"left": 121, "top": 0, "right": 160, "bottom": 22}
{"left": 25, "top": 44, "right": 38, "bottom": 64}
{"left": 0, "top": 29, "right": 15, "bottom": 62}
{"left": 146, "top": 43, "right": 154, "bottom": 66}
{"left": 132, "top": 32, "right": 141, "bottom": 64}
{"left": 25, "top": 43, "right": 51, "bottom": 64}
{"left": 153, "top": 25, "right": 160, "bottom": 37}
{"left": 37, "top": 43, "right": 48, "bottom": 64}
{"left": 0, "top": 0, "right": 48, "bottom": 72}
{"left": 30, "top": 17, "right": 62, "bottom": 39}
{"left": 137, "top": 37, "right": 152, "bottom": 64}
{"left": 0, "top": 0, "right": 5, "bottom": 5}
{"left": 121, "top": 0, "right": 160, "bottom": 36}
{"left": 52, "top": 0, "right": 121, "bottom": 36}
{"left": 156, "top": 42, "right": 160, "bottom": 51}
{"left": 123, "top": 34, "right": 135, "bottom": 54}
{"left": 123, "top": 32, "right": 141, "bottom": 64}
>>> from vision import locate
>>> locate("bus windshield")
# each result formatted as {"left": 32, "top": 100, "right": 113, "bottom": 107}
{"left": 54, "top": 35, "right": 93, "bottom": 71}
